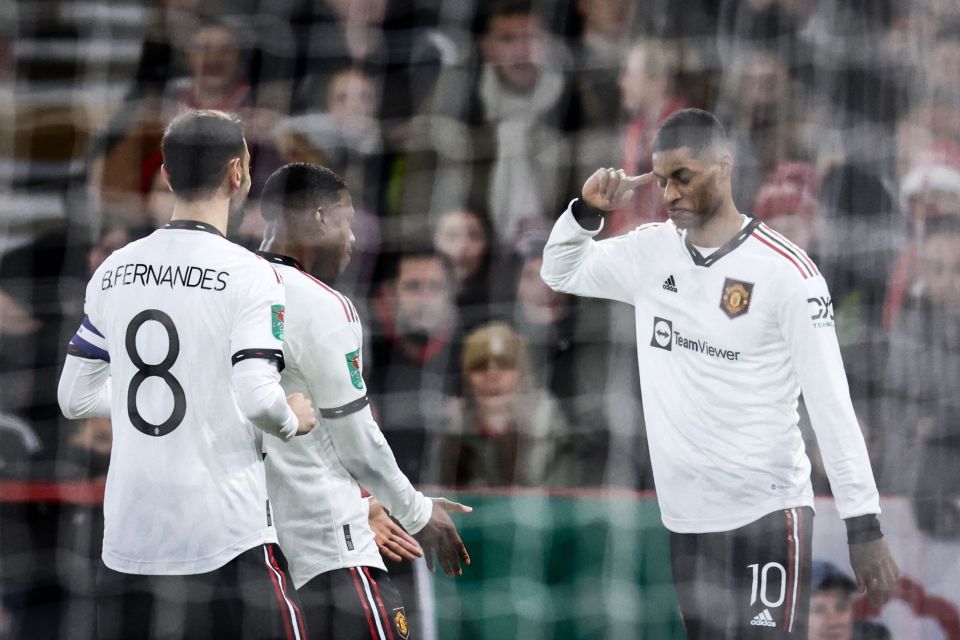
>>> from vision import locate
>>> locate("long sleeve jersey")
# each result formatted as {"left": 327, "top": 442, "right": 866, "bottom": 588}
{"left": 542, "top": 203, "right": 880, "bottom": 533}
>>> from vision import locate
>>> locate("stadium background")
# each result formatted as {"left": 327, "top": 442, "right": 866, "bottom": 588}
{"left": 1, "top": 0, "right": 960, "bottom": 637}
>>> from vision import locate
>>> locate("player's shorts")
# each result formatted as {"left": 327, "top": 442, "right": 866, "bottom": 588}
{"left": 669, "top": 507, "right": 813, "bottom": 639}
{"left": 95, "top": 543, "right": 307, "bottom": 640}
{"left": 298, "top": 566, "right": 410, "bottom": 640}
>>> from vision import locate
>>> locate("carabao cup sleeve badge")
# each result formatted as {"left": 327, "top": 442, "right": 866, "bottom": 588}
{"left": 271, "top": 305, "right": 285, "bottom": 340}
{"left": 345, "top": 348, "right": 364, "bottom": 389}
{"left": 720, "top": 278, "right": 754, "bottom": 319}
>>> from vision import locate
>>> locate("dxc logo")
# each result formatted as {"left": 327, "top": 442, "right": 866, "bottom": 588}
{"left": 807, "top": 296, "right": 833, "bottom": 321}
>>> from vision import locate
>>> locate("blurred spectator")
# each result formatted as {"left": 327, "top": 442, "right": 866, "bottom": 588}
{"left": 87, "top": 225, "right": 132, "bottom": 275}
{"left": 430, "top": 321, "right": 573, "bottom": 487}
{"left": 282, "top": 64, "right": 386, "bottom": 214}
{"left": 570, "top": 0, "right": 637, "bottom": 129}
{"left": 882, "top": 221, "right": 960, "bottom": 533}
{"left": 885, "top": 141, "right": 960, "bottom": 329}
{"left": 716, "top": 46, "right": 806, "bottom": 209}
{"left": 162, "top": 18, "right": 251, "bottom": 119}
{"left": 432, "top": 206, "right": 502, "bottom": 331}
{"left": 602, "top": 39, "right": 687, "bottom": 235}
{"left": 59, "top": 418, "right": 112, "bottom": 481}
{"left": 425, "top": 0, "right": 581, "bottom": 247}
{"left": 509, "top": 234, "right": 614, "bottom": 485}
{"left": 815, "top": 164, "right": 900, "bottom": 441}
{"left": 752, "top": 162, "right": 820, "bottom": 251}
{"left": 0, "top": 412, "right": 41, "bottom": 479}
{"left": 366, "top": 249, "right": 462, "bottom": 484}
{"left": 809, "top": 559, "right": 857, "bottom": 640}
{"left": 926, "top": 23, "right": 960, "bottom": 102}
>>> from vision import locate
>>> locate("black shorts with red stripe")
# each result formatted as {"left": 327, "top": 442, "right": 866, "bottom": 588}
{"left": 298, "top": 566, "right": 410, "bottom": 640}
{"left": 670, "top": 507, "right": 813, "bottom": 639}
{"left": 95, "top": 543, "right": 308, "bottom": 640}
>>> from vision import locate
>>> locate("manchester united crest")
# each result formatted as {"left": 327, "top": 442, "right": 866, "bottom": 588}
{"left": 720, "top": 278, "right": 754, "bottom": 319}
{"left": 394, "top": 609, "right": 409, "bottom": 639}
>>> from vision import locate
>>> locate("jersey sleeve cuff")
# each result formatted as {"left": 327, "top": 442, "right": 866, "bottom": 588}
{"left": 401, "top": 493, "right": 433, "bottom": 536}
{"left": 278, "top": 406, "right": 299, "bottom": 440}
{"left": 571, "top": 198, "right": 606, "bottom": 231}
{"left": 844, "top": 514, "right": 883, "bottom": 544}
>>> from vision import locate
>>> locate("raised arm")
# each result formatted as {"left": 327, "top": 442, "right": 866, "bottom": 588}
{"left": 541, "top": 169, "right": 654, "bottom": 303}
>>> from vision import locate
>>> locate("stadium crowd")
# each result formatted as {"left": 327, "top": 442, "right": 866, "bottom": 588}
{"left": 2, "top": 0, "right": 960, "bottom": 637}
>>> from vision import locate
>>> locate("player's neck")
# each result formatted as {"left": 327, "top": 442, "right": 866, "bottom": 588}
{"left": 687, "top": 200, "right": 743, "bottom": 248}
{"left": 261, "top": 238, "right": 304, "bottom": 266}
{"left": 170, "top": 198, "right": 230, "bottom": 235}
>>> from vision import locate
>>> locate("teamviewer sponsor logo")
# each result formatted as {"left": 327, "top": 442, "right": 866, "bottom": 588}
{"left": 750, "top": 609, "right": 776, "bottom": 627}
{"left": 650, "top": 317, "right": 673, "bottom": 350}
{"left": 650, "top": 317, "right": 742, "bottom": 360}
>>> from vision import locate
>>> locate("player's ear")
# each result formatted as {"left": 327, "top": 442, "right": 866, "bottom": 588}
{"left": 227, "top": 157, "right": 241, "bottom": 189}
{"left": 718, "top": 153, "right": 733, "bottom": 179}
{"left": 159, "top": 165, "right": 173, "bottom": 192}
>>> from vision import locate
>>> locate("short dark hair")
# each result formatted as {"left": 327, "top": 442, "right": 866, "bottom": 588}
{"left": 373, "top": 246, "right": 456, "bottom": 289}
{"left": 259, "top": 163, "right": 347, "bottom": 223}
{"left": 652, "top": 108, "right": 729, "bottom": 156}
{"left": 161, "top": 110, "right": 245, "bottom": 201}
{"left": 478, "top": 0, "right": 539, "bottom": 35}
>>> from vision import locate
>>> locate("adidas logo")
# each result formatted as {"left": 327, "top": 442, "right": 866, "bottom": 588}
{"left": 750, "top": 609, "right": 776, "bottom": 628}
{"left": 662, "top": 275, "right": 678, "bottom": 293}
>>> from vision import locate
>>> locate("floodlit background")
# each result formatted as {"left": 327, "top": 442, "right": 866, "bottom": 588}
{"left": 1, "top": 0, "right": 959, "bottom": 638}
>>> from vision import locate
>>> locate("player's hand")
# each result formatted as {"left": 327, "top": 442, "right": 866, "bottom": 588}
{"left": 849, "top": 538, "right": 899, "bottom": 606}
{"left": 286, "top": 393, "right": 317, "bottom": 435}
{"left": 413, "top": 497, "right": 472, "bottom": 577}
{"left": 582, "top": 168, "right": 654, "bottom": 211}
{"left": 368, "top": 498, "right": 423, "bottom": 562}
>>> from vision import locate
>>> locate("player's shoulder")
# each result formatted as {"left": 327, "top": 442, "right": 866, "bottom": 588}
{"left": 747, "top": 220, "right": 821, "bottom": 286}
{"left": 628, "top": 220, "right": 675, "bottom": 238}
{"left": 283, "top": 266, "right": 360, "bottom": 327}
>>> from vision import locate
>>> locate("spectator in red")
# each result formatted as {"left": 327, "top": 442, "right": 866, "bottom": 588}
{"left": 885, "top": 141, "right": 960, "bottom": 328}
{"left": 600, "top": 39, "right": 687, "bottom": 236}
{"left": 752, "top": 162, "right": 820, "bottom": 251}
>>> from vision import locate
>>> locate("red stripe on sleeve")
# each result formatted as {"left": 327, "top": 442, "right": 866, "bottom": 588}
{"left": 761, "top": 224, "right": 819, "bottom": 276}
{"left": 297, "top": 268, "right": 352, "bottom": 322}
{"left": 753, "top": 234, "right": 810, "bottom": 279}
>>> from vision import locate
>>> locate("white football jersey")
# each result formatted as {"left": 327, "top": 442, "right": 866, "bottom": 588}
{"left": 259, "top": 254, "right": 385, "bottom": 589}
{"left": 71, "top": 220, "right": 285, "bottom": 574}
{"left": 542, "top": 204, "right": 881, "bottom": 533}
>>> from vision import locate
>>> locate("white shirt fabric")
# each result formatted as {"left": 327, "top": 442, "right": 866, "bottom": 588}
{"left": 260, "top": 256, "right": 432, "bottom": 589}
{"left": 542, "top": 203, "right": 881, "bottom": 533}
{"left": 60, "top": 221, "right": 293, "bottom": 574}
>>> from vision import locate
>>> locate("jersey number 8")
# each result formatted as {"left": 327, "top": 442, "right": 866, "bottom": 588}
{"left": 125, "top": 309, "right": 186, "bottom": 437}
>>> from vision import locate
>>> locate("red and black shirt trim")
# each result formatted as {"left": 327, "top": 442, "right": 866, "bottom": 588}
{"left": 683, "top": 216, "right": 762, "bottom": 267}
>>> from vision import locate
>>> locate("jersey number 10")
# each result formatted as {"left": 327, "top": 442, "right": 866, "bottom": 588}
{"left": 747, "top": 562, "right": 787, "bottom": 608}
{"left": 125, "top": 309, "right": 186, "bottom": 437}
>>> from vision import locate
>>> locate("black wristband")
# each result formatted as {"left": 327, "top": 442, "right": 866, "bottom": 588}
{"left": 571, "top": 198, "right": 605, "bottom": 231}
{"left": 844, "top": 514, "right": 883, "bottom": 544}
